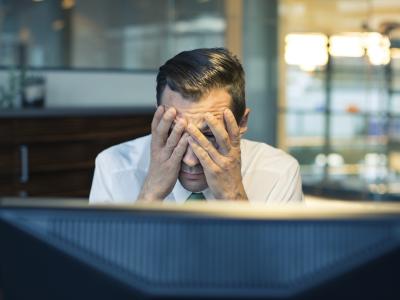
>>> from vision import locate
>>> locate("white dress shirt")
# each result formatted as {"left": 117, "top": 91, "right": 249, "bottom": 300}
{"left": 89, "top": 135, "right": 303, "bottom": 204}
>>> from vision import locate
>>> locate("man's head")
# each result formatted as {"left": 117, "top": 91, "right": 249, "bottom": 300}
{"left": 157, "top": 48, "right": 246, "bottom": 123}
{"left": 156, "top": 48, "right": 249, "bottom": 192}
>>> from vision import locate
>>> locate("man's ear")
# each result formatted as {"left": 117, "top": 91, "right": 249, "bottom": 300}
{"left": 239, "top": 108, "right": 250, "bottom": 137}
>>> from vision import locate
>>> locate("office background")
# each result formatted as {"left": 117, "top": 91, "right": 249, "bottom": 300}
{"left": 1, "top": 0, "right": 400, "bottom": 200}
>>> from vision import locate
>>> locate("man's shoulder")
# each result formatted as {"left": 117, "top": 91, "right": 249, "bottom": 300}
{"left": 241, "top": 139, "right": 299, "bottom": 173}
{"left": 95, "top": 134, "right": 151, "bottom": 172}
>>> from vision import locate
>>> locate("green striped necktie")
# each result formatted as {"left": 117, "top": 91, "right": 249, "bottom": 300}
{"left": 187, "top": 193, "right": 206, "bottom": 201}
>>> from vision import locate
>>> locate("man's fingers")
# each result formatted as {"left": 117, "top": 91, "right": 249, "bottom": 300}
{"left": 188, "top": 137, "right": 219, "bottom": 172}
{"left": 186, "top": 123, "right": 224, "bottom": 164}
{"left": 154, "top": 107, "right": 176, "bottom": 146}
{"left": 151, "top": 105, "right": 165, "bottom": 132}
{"left": 223, "top": 109, "right": 240, "bottom": 147}
{"left": 169, "top": 133, "right": 189, "bottom": 163}
{"left": 205, "top": 113, "right": 230, "bottom": 154}
{"left": 164, "top": 118, "right": 187, "bottom": 155}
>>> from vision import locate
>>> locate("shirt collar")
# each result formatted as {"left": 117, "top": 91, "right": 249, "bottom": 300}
{"left": 171, "top": 180, "right": 213, "bottom": 203}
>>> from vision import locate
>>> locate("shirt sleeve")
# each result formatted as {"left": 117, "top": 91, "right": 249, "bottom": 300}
{"left": 267, "top": 160, "right": 304, "bottom": 203}
{"left": 89, "top": 154, "right": 113, "bottom": 204}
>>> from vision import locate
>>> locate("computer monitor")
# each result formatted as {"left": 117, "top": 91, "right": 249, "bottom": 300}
{"left": 1, "top": 198, "right": 400, "bottom": 300}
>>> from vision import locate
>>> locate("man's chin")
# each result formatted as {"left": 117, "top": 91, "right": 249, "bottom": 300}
{"left": 178, "top": 172, "right": 208, "bottom": 192}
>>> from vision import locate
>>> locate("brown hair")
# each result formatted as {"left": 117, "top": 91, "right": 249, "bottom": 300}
{"left": 156, "top": 48, "right": 246, "bottom": 122}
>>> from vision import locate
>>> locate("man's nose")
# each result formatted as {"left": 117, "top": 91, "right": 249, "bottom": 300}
{"left": 182, "top": 145, "right": 200, "bottom": 167}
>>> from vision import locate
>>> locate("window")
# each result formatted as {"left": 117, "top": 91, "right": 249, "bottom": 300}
{"left": 0, "top": 0, "right": 226, "bottom": 70}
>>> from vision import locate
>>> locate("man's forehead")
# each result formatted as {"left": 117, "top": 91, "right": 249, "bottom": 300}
{"left": 164, "top": 104, "right": 224, "bottom": 127}
{"left": 160, "top": 86, "right": 231, "bottom": 126}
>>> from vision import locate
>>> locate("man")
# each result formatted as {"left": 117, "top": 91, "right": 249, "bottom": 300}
{"left": 89, "top": 48, "right": 303, "bottom": 203}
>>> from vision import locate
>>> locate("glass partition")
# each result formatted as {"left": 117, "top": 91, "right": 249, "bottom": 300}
{"left": 0, "top": 0, "right": 225, "bottom": 70}
{"left": 279, "top": 0, "right": 400, "bottom": 200}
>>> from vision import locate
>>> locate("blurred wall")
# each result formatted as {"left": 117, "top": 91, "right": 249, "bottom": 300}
{"left": 243, "top": 0, "right": 278, "bottom": 145}
{"left": 0, "top": 70, "right": 156, "bottom": 107}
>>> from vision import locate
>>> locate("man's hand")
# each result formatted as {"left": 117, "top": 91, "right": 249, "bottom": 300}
{"left": 187, "top": 109, "right": 248, "bottom": 201}
{"left": 138, "top": 106, "right": 188, "bottom": 201}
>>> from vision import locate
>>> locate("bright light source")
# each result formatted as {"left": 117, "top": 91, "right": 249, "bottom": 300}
{"left": 365, "top": 32, "right": 390, "bottom": 49}
{"left": 368, "top": 46, "right": 391, "bottom": 65}
{"left": 329, "top": 32, "right": 391, "bottom": 65}
{"left": 286, "top": 31, "right": 391, "bottom": 68}
{"left": 285, "top": 33, "right": 328, "bottom": 71}
{"left": 365, "top": 33, "right": 391, "bottom": 65}
{"left": 329, "top": 34, "right": 365, "bottom": 57}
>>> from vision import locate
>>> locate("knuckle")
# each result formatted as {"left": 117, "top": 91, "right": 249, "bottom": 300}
{"left": 214, "top": 167, "right": 222, "bottom": 175}
{"left": 220, "top": 161, "right": 229, "bottom": 170}
{"left": 222, "top": 157, "right": 234, "bottom": 169}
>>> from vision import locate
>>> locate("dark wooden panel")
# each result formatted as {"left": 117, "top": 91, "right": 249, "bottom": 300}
{"left": 27, "top": 141, "right": 112, "bottom": 173}
{"left": 0, "top": 145, "right": 19, "bottom": 175}
{"left": 18, "top": 169, "right": 94, "bottom": 197}
{"left": 0, "top": 113, "right": 153, "bottom": 198}
{"left": 0, "top": 119, "right": 15, "bottom": 143}
{"left": 13, "top": 115, "right": 153, "bottom": 143}
{"left": 0, "top": 175, "right": 17, "bottom": 196}
{"left": 0, "top": 144, "right": 20, "bottom": 196}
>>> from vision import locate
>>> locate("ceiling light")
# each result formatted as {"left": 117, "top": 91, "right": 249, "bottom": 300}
{"left": 285, "top": 33, "right": 329, "bottom": 71}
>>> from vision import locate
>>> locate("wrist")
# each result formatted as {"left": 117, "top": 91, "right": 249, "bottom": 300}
{"left": 228, "top": 183, "right": 248, "bottom": 201}
{"left": 137, "top": 180, "right": 163, "bottom": 202}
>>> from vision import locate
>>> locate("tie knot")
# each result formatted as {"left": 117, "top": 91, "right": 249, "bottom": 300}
{"left": 187, "top": 193, "right": 206, "bottom": 201}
